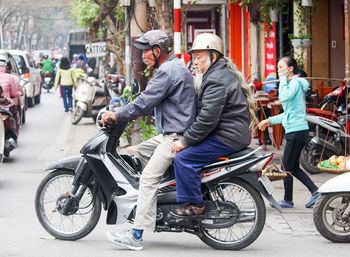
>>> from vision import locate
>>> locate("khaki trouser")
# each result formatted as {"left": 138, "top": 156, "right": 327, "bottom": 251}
{"left": 133, "top": 133, "right": 181, "bottom": 230}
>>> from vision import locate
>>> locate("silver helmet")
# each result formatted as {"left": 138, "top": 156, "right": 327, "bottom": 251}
{"left": 134, "top": 29, "right": 172, "bottom": 53}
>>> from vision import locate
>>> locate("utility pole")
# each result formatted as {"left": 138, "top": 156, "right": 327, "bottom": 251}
{"left": 130, "top": 0, "right": 148, "bottom": 90}
{"left": 0, "top": 21, "right": 3, "bottom": 49}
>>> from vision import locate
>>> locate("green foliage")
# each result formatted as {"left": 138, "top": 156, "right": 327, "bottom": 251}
{"left": 71, "top": 0, "right": 99, "bottom": 28}
{"left": 232, "top": 0, "right": 289, "bottom": 25}
{"left": 139, "top": 116, "right": 158, "bottom": 141}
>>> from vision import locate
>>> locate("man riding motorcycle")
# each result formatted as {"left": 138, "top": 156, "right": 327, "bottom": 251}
{"left": 102, "top": 29, "right": 197, "bottom": 250}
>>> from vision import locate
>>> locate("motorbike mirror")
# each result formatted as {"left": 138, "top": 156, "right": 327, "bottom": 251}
{"left": 131, "top": 79, "right": 141, "bottom": 95}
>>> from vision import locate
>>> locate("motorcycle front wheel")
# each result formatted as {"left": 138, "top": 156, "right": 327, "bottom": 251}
{"left": 200, "top": 179, "right": 266, "bottom": 250}
{"left": 313, "top": 193, "right": 350, "bottom": 242}
{"left": 35, "top": 169, "right": 101, "bottom": 240}
{"left": 71, "top": 106, "right": 85, "bottom": 125}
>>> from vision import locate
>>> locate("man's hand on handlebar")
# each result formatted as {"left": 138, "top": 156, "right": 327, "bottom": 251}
{"left": 102, "top": 111, "right": 117, "bottom": 127}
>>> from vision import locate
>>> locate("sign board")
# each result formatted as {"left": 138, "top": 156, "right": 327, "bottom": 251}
{"left": 264, "top": 23, "right": 277, "bottom": 92}
{"left": 85, "top": 42, "right": 107, "bottom": 58}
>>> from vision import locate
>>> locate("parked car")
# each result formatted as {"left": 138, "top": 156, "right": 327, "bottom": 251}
{"left": 0, "top": 51, "right": 27, "bottom": 124}
{"left": 8, "top": 50, "right": 42, "bottom": 107}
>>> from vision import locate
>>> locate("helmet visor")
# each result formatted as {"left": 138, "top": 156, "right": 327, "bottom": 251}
{"left": 133, "top": 41, "right": 152, "bottom": 50}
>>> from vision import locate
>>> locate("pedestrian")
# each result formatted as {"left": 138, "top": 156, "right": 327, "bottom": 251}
{"left": 170, "top": 33, "right": 258, "bottom": 215}
{"left": 258, "top": 56, "right": 320, "bottom": 208}
{"left": 54, "top": 57, "right": 74, "bottom": 112}
{"left": 102, "top": 29, "right": 197, "bottom": 250}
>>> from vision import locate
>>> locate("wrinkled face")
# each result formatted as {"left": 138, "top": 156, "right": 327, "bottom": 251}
{"left": 191, "top": 50, "right": 211, "bottom": 74}
{"left": 142, "top": 48, "right": 160, "bottom": 69}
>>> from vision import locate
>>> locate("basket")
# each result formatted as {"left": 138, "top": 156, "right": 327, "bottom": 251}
{"left": 262, "top": 164, "right": 289, "bottom": 181}
{"left": 317, "top": 163, "right": 350, "bottom": 174}
{"left": 265, "top": 172, "right": 289, "bottom": 181}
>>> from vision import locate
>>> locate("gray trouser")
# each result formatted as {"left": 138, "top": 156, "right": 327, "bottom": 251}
{"left": 133, "top": 133, "right": 181, "bottom": 230}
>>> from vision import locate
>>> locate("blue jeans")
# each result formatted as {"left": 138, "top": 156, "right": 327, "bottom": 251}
{"left": 61, "top": 85, "right": 73, "bottom": 112}
{"left": 174, "top": 136, "right": 236, "bottom": 203}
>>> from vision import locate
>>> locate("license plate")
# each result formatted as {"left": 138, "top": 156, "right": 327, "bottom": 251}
{"left": 44, "top": 77, "right": 51, "bottom": 82}
{"left": 258, "top": 174, "right": 274, "bottom": 195}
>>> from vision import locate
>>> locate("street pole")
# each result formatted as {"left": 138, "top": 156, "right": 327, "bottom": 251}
{"left": 0, "top": 22, "right": 3, "bottom": 49}
{"left": 174, "top": 0, "right": 181, "bottom": 59}
{"left": 125, "top": 5, "right": 131, "bottom": 87}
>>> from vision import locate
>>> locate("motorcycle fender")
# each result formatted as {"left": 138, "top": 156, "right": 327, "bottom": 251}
{"left": 45, "top": 155, "right": 83, "bottom": 171}
{"left": 237, "top": 173, "right": 281, "bottom": 211}
{"left": 318, "top": 172, "right": 350, "bottom": 193}
{"left": 76, "top": 101, "right": 88, "bottom": 111}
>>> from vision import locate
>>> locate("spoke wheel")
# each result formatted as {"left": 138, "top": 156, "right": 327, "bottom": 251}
{"left": 200, "top": 179, "right": 266, "bottom": 250}
{"left": 313, "top": 193, "right": 350, "bottom": 242}
{"left": 35, "top": 169, "right": 101, "bottom": 240}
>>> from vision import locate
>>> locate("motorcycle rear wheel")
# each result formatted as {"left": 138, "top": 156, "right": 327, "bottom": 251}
{"left": 300, "top": 138, "right": 322, "bottom": 174}
{"left": 35, "top": 169, "right": 101, "bottom": 240}
{"left": 200, "top": 179, "right": 266, "bottom": 250}
{"left": 71, "top": 106, "right": 85, "bottom": 125}
{"left": 313, "top": 193, "right": 350, "bottom": 243}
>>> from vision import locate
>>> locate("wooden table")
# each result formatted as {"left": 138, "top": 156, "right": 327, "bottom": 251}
{"left": 255, "top": 97, "right": 271, "bottom": 150}
{"left": 270, "top": 102, "right": 283, "bottom": 150}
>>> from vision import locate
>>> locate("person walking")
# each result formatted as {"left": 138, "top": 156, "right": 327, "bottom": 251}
{"left": 170, "top": 33, "right": 257, "bottom": 215}
{"left": 102, "top": 30, "right": 197, "bottom": 250}
{"left": 54, "top": 57, "right": 74, "bottom": 112}
{"left": 258, "top": 56, "right": 320, "bottom": 208}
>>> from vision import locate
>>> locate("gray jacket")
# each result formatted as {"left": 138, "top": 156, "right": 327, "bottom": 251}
{"left": 181, "top": 58, "right": 251, "bottom": 150}
{"left": 116, "top": 55, "right": 197, "bottom": 134}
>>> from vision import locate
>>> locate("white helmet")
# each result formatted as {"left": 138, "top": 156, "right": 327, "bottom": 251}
{"left": 189, "top": 33, "right": 224, "bottom": 55}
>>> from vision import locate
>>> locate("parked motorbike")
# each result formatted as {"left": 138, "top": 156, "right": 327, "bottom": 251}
{"left": 319, "top": 82, "right": 350, "bottom": 113}
{"left": 35, "top": 106, "right": 279, "bottom": 250}
{"left": 0, "top": 105, "right": 17, "bottom": 160}
{"left": 313, "top": 172, "right": 350, "bottom": 242}
{"left": 300, "top": 114, "right": 350, "bottom": 174}
{"left": 71, "top": 76, "right": 108, "bottom": 125}
{"left": 42, "top": 72, "right": 54, "bottom": 92}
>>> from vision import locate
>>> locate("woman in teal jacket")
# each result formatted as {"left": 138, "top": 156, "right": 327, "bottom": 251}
{"left": 259, "top": 56, "right": 319, "bottom": 208}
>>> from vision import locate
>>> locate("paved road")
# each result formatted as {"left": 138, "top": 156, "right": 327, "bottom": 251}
{"left": 0, "top": 91, "right": 349, "bottom": 257}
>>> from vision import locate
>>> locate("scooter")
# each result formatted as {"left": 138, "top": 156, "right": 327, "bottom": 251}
{"left": 300, "top": 114, "right": 350, "bottom": 174}
{"left": 35, "top": 106, "right": 280, "bottom": 250}
{"left": 42, "top": 72, "right": 54, "bottom": 92}
{"left": 0, "top": 106, "right": 17, "bottom": 161}
{"left": 71, "top": 76, "right": 108, "bottom": 125}
{"left": 313, "top": 172, "right": 350, "bottom": 242}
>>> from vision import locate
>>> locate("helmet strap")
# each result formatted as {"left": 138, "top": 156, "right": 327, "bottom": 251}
{"left": 151, "top": 46, "right": 160, "bottom": 68}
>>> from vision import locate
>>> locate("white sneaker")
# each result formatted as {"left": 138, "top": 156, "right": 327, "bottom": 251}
{"left": 106, "top": 231, "right": 143, "bottom": 251}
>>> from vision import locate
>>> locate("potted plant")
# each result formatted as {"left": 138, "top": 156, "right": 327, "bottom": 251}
{"left": 301, "top": 0, "right": 313, "bottom": 7}
{"left": 300, "top": 34, "right": 312, "bottom": 48}
{"left": 288, "top": 34, "right": 302, "bottom": 49}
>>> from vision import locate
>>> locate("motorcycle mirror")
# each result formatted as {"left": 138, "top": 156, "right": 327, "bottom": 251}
{"left": 131, "top": 79, "right": 141, "bottom": 95}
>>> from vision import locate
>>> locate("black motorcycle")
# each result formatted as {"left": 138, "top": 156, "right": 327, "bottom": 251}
{"left": 35, "top": 108, "right": 279, "bottom": 250}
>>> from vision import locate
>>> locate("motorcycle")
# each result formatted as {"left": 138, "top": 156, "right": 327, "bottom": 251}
{"left": 313, "top": 172, "right": 350, "bottom": 242}
{"left": 71, "top": 76, "right": 108, "bottom": 125}
{"left": 35, "top": 109, "right": 279, "bottom": 250}
{"left": 0, "top": 104, "right": 17, "bottom": 160}
{"left": 42, "top": 72, "right": 54, "bottom": 92}
{"left": 319, "top": 82, "right": 350, "bottom": 113}
{"left": 300, "top": 114, "right": 350, "bottom": 174}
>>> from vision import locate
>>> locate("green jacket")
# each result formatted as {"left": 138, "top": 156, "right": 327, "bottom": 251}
{"left": 41, "top": 59, "right": 55, "bottom": 73}
{"left": 269, "top": 76, "right": 309, "bottom": 133}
